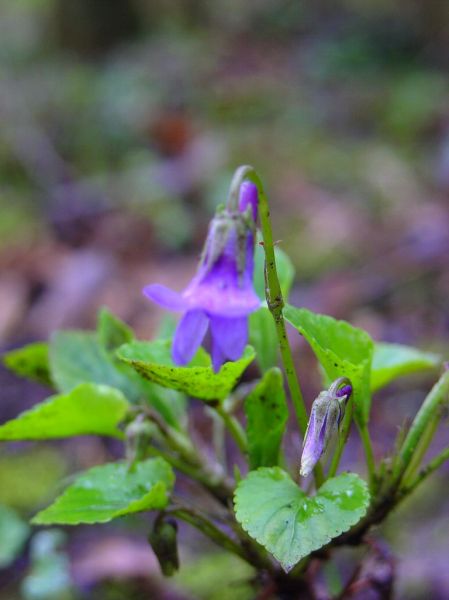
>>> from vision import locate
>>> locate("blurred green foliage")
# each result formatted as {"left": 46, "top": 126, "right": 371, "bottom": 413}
{"left": 0, "top": 448, "right": 66, "bottom": 511}
{"left": 1, "top": 0, "right": 447, "bottom": 258}
{"left": 174, "top": 552, "right": 254, "bottom": 600}
{"left": 0, "top": 505, "right": 29, "bottom": 568}
{"left": 22, "top": 530, "right": 73, "bottom": 600}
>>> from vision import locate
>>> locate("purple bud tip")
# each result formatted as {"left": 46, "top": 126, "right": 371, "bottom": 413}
{"left": 336, "top": 384, "right": 352, "bottom": 399}
{"left": 238, "top": 181, "right": 258, "bottom": 222}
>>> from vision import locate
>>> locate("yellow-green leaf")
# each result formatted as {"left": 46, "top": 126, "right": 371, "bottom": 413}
{"left": 284, "top": 306, "right": 373, "bottom": 424}
{"left": 0, "top": 383, "right": 129, "bottom": 441}
{"left": 117, "top": 340, "right": 255, "bottom": 402}
{"left": 32, "top": 458, "right": 174, "bottom": 525}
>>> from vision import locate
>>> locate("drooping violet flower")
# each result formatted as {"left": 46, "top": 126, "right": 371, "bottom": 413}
{"left": 300, "top": 377, "right": 352, "bottom": 477}
{"left": 143, "top": 181, "right": 260, "bottom": 372}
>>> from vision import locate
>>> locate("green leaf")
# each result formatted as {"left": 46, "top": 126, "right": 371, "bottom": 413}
{"left": 50, "top": 331, "right": 140, "bottom": 401}
{"left": 3, "top": 342, "right": 52, "bottom": 387}
{"left": 98, "top": 308, "right": 189, "bottom": 426}
{"left": 0, "top": 505, "right": 30, "bottom": 568}
{"left": 49, "top": 330, "right": 186, "bottom": 429}
{"left": 145, "top": 385, "right": 187, "bottom": 430}
{"left": 254, "top": 239, "right": 295, "bottom": 301}
{"left": 371, "top": 342, "right": 442, "bottom": 392}
{"left": 155, "top": 314, "right": 178, "bottom": 340}
{"left": 117, "top": 340, "right": 255, "bottom": 401}
{"left": 249, "top": 308, "right": 278, "bottom": 372}
{"left": 234, "top": 468, "right": 370, "bottom": 571}
{"left": 32, "top": 458, "right": 175, "bottom": 525}
{"left": 97, "top": 307, "right": 134, "bottom": 351}
{"left": 0, "top": 383, "right": 129, "bottom": 441}
{"left": 284, "top": 306, "right": 374, "bottom": 424}
{"left": 245, "top": 368, "right": 287, "bottom": 469}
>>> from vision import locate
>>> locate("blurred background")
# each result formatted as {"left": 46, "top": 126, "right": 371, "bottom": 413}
{"left": 1, "top": 1, "right": 449, "bottom": 598}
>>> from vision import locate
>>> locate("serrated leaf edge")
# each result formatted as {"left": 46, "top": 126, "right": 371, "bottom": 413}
{"left": 31, "top": 458, "right": 175, "bottom": 526}
{"left": 234, "top": 468, "right": 370, "bottom": 571}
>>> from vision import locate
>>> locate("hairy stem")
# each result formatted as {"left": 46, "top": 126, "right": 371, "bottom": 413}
{"left": 228, "top": 165, "right": 324, "bottom": 488}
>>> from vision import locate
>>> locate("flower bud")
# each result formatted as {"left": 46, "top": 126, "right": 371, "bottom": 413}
{"left": 300, "top": 378, "right": 352, "bottom": 477}
{"left": 148, "top": 515, "right": 179, "bottom": 577}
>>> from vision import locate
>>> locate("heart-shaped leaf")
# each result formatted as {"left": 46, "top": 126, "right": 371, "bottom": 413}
{"left": 0, "top": 383, "right": 129, "bottom": 441}
{"left": 32, "top": 458, "right": 174, "bottom": 525}
{"left": 371, "top": 342, "right": 441, "bottom": 392}
{"left": 234, "top": 468, "right": 369, "bottom": 571}
{"left": 284, "top": 306, "right": 373, "bottom": 424}
{"left": 117, "top": 340, "right": 255, "bottom": 401}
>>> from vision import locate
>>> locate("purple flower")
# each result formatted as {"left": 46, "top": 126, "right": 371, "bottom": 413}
{"left": 300, "top": 378, "right": 352, "bottom": 477}
{"left": 143, "top": 181, "right": 260, "bottom": 372}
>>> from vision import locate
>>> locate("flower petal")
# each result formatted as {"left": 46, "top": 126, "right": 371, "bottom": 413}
{"left": 143, "top": 284, "right": 186, "bottom": 311}
{"left": 238, "top": 181, "right": 258, "bottom": 222}
{"left": 210, "top": 315, "right": 248, "bottom": 362}
{"left": 172, "top": 310, "right": 209, "bottom": 365}
{"left": 300, "top": 406, "right": 325, "bottom": 478}
{"left": 211, "top": 338, "right": 226, "bottom": 373}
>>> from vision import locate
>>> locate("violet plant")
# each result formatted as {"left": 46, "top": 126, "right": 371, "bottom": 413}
{"left": 2, "top": 166, "right": 448, "bottom": 598}
{"left": 143, "top": 180, "right": 260, "bottom": 371}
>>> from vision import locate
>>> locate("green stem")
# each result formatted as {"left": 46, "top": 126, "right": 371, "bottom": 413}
{"left": 325, "top": 444, "right": 449, "bottom": 551}
{"left": 391, "top": 371, "right": 449, "bottom": 488}
{"left": 208, "top": 407, "right": 227, "bottom": 470}
{"left": 402, "top": 446, "right": 449, "bottom": 498}
{"left": 141, "top": 406, "right": 202, "bottom": 467}
{"left": 147, "top": 447, "right": 233, "bottom": 504}
{"left": 359, "top": 423, "right": 376, "bottom": 487}
{"left": 227, "top": 166, "right": 323, "bottom": 487}
{"left": 215, "top": 405, "right": 247, "bottom": 455}
{"left": 402, "top": 412, "right": 440, "bottom": 484}
{"left": 169, "top": 507, "right": 249, "bottom": 563}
